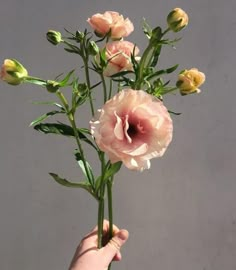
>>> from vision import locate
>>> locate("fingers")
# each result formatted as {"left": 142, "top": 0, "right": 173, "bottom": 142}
{"left": 78, "top": 220, "right": 120, "bottom": 253}
{"left": 101, "top": 229, "right": 129, "bottom": 266}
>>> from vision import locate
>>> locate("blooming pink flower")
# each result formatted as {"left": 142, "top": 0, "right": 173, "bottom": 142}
{"left": 87, "top": 11, "right": 134, "bottom": 39}
{"left": 103, "top": 41, "right": 139, "bottom": 77}
{"left": 90, "top": 89, "right": 173, "bottom": 171}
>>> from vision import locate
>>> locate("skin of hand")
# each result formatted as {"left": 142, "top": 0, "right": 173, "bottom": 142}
{"left": 69, "top": 220, "right": 129, "bottom": 270}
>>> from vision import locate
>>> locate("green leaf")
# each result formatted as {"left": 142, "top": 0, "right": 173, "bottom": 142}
{"left": 104, "top": 161, "right": 122, "bottom": 180}
{"left": 34, "top": 122, "right": 74, "bottom": 136}
{"left": 31, "top": 101, "right": 64, "bottom": 110}
{"left": 74, "top": 152, "right": 95, "bottom": 186}
{"left": 146, "top": 64, "right": 179, "bottom": 80}
{"left": 29, "top": 110, "right": 65, "bottom": 126}
{"left": 142, "top": 18, "right": 152, "bottom": 39}
{"left": 34, "top": 123, "right": 97, "bottom": 149}
{"left": 49, "top": 173, "right": 97, "bottom": 199}
{"left": 95, "top": 176, "right": 102, "bottom": 192}
{"left": 59, "top": 69, "right": 75, "bottom": 87}
{"left": 150, "top": 45, "right": 162, "bottom": 67}
{"left": 166, "top": 64, "right": 179, "bottom": 74}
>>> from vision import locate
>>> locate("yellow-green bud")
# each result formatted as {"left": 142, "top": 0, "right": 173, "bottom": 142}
{"left": 46, "top": 30, "right": 62, "bottom": 45}
{"left": 88, "top": 41, "right": 99, "bottom": 56}
{"left": 75, "top": 31, "right": 84, "bottom": 42}
{"left": 167, "top": 8, "right": 189, "bottom": 32}
{"left": 176, "top": 68, "right": 205, "bottom": 95}
{"left": 46, "top": 80, "right": 60, "bottom": 93}
{"left": 0, "top": 59, "right": 28, "bottom": 85}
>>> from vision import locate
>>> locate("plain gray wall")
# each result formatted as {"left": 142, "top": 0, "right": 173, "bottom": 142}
{"left": 0, "top": 0, "right": 236, "bottom": 270}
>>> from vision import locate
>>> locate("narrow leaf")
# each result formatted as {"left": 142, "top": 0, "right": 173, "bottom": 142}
{"left": 30, "top": 110, "right": 65, "bottom": 126}
{"left": 59, "top": 69, "right": 75, "bottom": 87}
{"left": 31, "top": 101, "right": 64, "bottom": 110}
{"left": 104, "top": 161, "right": 122, "bottom": 180}
{"left": 49, "top": 173, "right": 97, "bottom": 199}
{"left": 74, "top": 152, "right": 95, "bottom": 185}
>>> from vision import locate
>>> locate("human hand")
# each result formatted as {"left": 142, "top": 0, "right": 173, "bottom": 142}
{"left": 69, "top": 220, "right": 129, "bottom": 270}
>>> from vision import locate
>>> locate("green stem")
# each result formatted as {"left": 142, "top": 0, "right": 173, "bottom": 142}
{"left": 97, "top": 153, "right": 106, "bottom": 249}
{"left": 83, "top": 56, "right": 95, "bottom": 116}
{"left": 108, "top": 79, "right": 113, "bottom": 99}
{"left": 56, "top": 90, "right": 93, "bottom": 186}
{"left": 97, "top": 191, "right": 105, "bottom": 248}
{"left": 24, "top": 76, "right": 47, "bottom": 86}
{"left": 134, "top": 43, "right": 153, "bottom": 89}
{"left": 107, "top": 177, "right": 114, "bottom": 270}
{"left": 107, "top": 177, "right": 113, "bottom": 240}
{"left": 100, "top": 73, "right": 107, "bottom": 103}
{"left": 162, "top": 27, "right": 170, "bottom": 36}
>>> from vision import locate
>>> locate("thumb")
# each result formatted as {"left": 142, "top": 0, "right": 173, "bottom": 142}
{"left": 101, "top": 229, "right": 129, "bottom": 265}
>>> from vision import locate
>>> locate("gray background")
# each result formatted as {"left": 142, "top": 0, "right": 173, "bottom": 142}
{"left": 0, "top": 0, "right": 236, "bottom": 270}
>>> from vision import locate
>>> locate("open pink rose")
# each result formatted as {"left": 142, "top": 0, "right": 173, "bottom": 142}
{"left": 103, "top": 41, "right": 139, "bottom": 77}
{"left": 87, "top": 11, "right": 134, "bottom": 39}
{"left": 90, "top": 89, "right": 173, "bottom": 171}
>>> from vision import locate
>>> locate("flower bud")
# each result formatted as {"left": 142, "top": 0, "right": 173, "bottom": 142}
{"left": 0, "top": 59, "right": 28, "bottom": 85}
{"left": 176, "top": 68, "right": 205, "bottom": 95}
{"left": 75, "top": 31, "right": 84, "bottom": 42}
{"left": 46, "top": 30, "right": 62, "bottom": 45}
{"left": 46, "top": 80, "right": 60, "bottom": 93}
{"left": 88, "top": 41, "right": 99, "bottom": 56}
{"left": 167, "top": 8, "right": 188, "bottom": 32}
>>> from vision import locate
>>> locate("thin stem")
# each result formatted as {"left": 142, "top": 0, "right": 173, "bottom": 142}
{"left": 56, "top": 90, "right": 93, "bottom": 186}
{"left": 84, "top": 59, "right": 95, "bottom": 116}
{"left": 108, "top": 79, "right": 113, "bottom": 99}
{"left": 24, "top": 76, "right": 47, "bottom": 86}
{"left": 97, "top": 192, "right": 105, "bottom": 248}
{"left": 162, "top": 27, "right": 170, "bottom": 36}
{"left": 107, "top": 176, "right": 114, "bottom": 270}
{"left": 107, "top": 177, "right": 113, "bottom": 240}
{"left": 97, "top": 153, "right": 106, "bottom": 249}
{"left": 100, "top": 73, "right": 107, "bottom": 103}
{"left": 134, "top": 43, "right": 153, "bottom": 89}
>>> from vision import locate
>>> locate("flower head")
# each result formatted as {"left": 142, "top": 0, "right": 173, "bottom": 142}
{"left": 87, "top": 11, "right": 134, "bottom": 39}
{"left": 176, "top": 68, "right": 205, "bottom": 95}
{"left": 167, "top": 8, "right": 189, "bottom": 32}
{"left": 102, "top": 41, "right": 139, "bottom": 77}
{"left": 90, "top": 89, "right": 173, "bottom": 171}
{"left": 0, "top": 59, "right": 28, "bottom": 85}
{"left": 46, "top": 30, "right": 62, "bottom": 45}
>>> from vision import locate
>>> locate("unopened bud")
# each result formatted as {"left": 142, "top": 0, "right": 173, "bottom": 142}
{"left": 46, "top": 30, "right": 62, "bottom": 45}
{"left": 0, "top": 59, "right": 28, "bottom": 85}
{"left": 167, "top": 8, "right": 188, "bottom": 32}
{"left": 88, "top": 41, "right": 99, "bottom": 56}
{"left": 75, "top": 31, "right": 84, "bottom": 42}
{"left": 176, "top": 68, "right": 205, "bottom": 95}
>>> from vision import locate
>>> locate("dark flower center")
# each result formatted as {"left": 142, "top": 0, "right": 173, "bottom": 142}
{"left": 127, "top": 123, "right": 138, "bottom": 137}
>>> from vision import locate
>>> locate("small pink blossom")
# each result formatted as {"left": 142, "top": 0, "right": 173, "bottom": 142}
{"left": 103, "top": 41, "right": 139, "bottom": 77}
{"left": 87, "top": 11, "right": 134, "bottom": 39}
{"left": 90, "top": 89, "right": 173, "bottom": 171}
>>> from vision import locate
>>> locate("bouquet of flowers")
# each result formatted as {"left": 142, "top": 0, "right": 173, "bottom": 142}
{"left": 1, "top": 8, "right": 205, "bottom": 269}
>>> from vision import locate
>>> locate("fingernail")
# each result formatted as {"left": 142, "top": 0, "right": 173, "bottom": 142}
{"left": 117, "top": 230, "right": 129, "bottom": 241}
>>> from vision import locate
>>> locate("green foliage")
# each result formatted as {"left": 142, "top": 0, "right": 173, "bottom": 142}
{"left": 34, "top": 123, "right": 97, "bottom": 150}
{"left": 74, "top": 151, "right": 95, "bottom": 186}
{"left": 29, "top": 110, "right": 65, "bottom": 126}
{"left": 49, "top": 173, "right": 97, "bottom": 199}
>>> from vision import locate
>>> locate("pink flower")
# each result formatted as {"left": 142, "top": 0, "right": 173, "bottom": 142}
{"left": 103, "top": 41, "right": 139, "bottom": 77}
{"left": 90, "top": 89, "right": 173, "bottom": 171}
{"left": 87, "top": 11, "right": 134, "bottom": 39}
